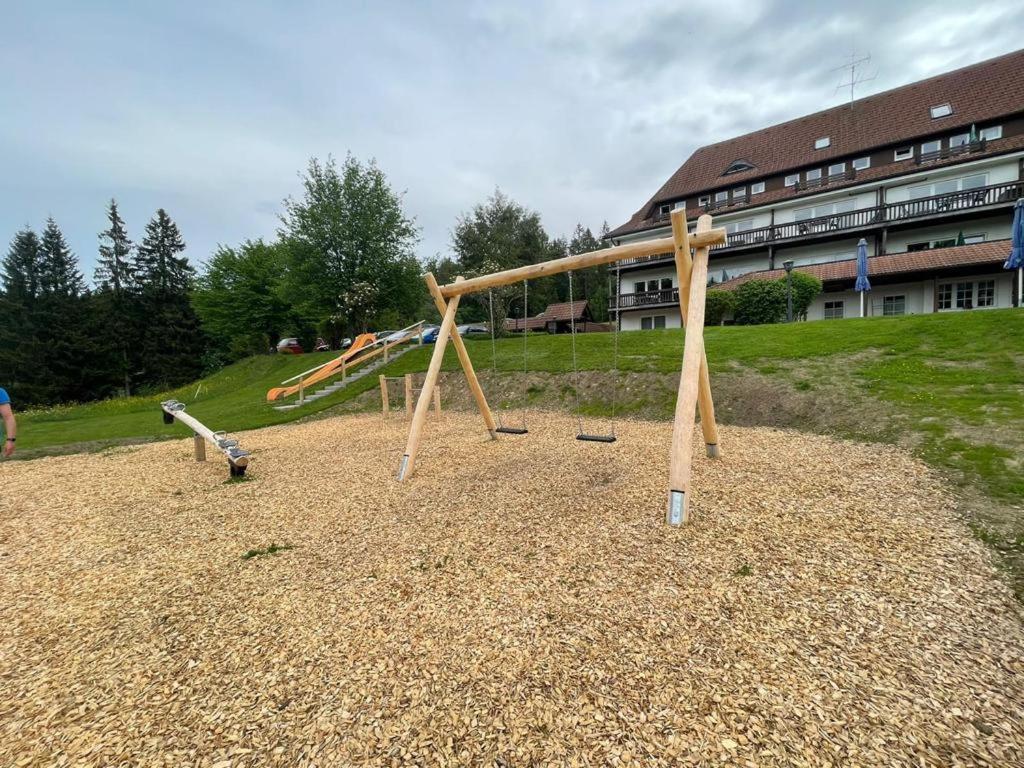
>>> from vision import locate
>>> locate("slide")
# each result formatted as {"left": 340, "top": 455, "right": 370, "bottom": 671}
{"left": 266, "top": 333, "right": 377, "bottom": 402}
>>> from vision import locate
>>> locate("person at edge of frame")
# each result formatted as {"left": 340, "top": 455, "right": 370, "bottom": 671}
{"left": 0, "top": 387, "right": 16, "bottom": 457}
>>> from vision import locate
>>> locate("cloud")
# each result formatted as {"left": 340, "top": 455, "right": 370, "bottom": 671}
{"left": 0, "top": 0, "right": 1021, "bottom": 279}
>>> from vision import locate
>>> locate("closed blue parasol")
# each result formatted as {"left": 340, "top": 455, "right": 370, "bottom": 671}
{"left": 855, "top": 238, "right": 871, "bottom": 317}
{"left": 1006, "top": 199, "right": 1024, "bottom": 307}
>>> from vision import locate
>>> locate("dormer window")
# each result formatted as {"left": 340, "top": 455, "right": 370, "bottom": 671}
{"left": 723, "top": 159, "right": 756, "bottom": 175}
{"left": 657, "top": 203, "right": 672, "bottom": 218}
{"left": 930, "top": 103, "right": 953, "bottom": 119}
{"left": 814, "top": 137, "right": 830, "bottom": 150}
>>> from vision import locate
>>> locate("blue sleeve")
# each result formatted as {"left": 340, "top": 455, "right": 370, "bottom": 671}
{"left": 0, "top": 388, "right": 9, "bottom": 406}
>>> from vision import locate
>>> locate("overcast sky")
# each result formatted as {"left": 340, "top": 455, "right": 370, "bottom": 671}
{"left": 2, "top": 1, "right": 1022, "bottom": 280}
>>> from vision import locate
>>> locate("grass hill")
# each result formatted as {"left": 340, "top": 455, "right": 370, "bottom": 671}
{"left": 14, "top": 309, "right": 1024, "bottom": 595}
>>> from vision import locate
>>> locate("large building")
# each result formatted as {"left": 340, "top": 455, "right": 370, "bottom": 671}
{"left": 606, "top": 50, "right": 1024, "bottom": 328}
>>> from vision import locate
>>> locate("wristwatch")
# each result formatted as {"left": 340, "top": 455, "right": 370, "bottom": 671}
{"left": 5, "top": 438, "right": 14, "bottom": 442}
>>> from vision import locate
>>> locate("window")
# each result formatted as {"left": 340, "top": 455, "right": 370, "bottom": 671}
{"left": 725, "top": 159, "right": 756, "bottom": 175}
{"left": 883, "top": 295, "right": 906, "bottom": 316}
{"left": 633, "top": 281, "right": 646, "bottom": 293}
{"left": 732, "top": 187, "right": 746, "bottom": 199}
{"left": 956, "top": 282, "right": 973, "bottom": 309}
{"left": 646, "top": 279, "right": 659, "bottom": 291}
{"left": 814, "top": 137, "right": 831, "bottom": 149}
{"left": 715, "top": 191, "right": 729, "bottom": 202}
{"left": 660, "top": 277, "right": 673, "bottom": 290}
{"left": 828, "top": 162, "right": 846, "bottom": 177}
{"left": 930, "top": 103, "right": 953, "bottom": 119}
{"left": 980, "top": 125, "right": 1002, "bottom": 140}
{"left": 793, "top": 199, "right": 856, "bottom": 222}
{"left": 674, "top": 200, "right": 686, "bottom": 210}
{"left": 657, "top": 203, "right": 671, "bottom": 217}
{"left": 977, "top": 280, "right": 995, "bottom": 307}
{"left": 823, "top": 300, "right": 844, "bottom": 320}
{"left": 907, "top": 241, "right": 929, "bottom": 252}
{"left": 806, "top": 168, "right": 822, "bottom": 182}
{"left": 853, "top": 156, "right": 871, "bottom": 170}
{"left": 964, "top": 233, "right": 985, "bottom": 244}
{"left": 937, "top": 283, "right": 953, "bottom": 310}
{"left": 950, "top": 133, "right": 970, "bottom": 148}
{"left": 641, "top": 315, "right": 666, "bottom": 330}
{"left": 909, "top": 234, "right": 985, "bottom": 252}
{"left": 908, "top": 172, "right": 989, "bottom": 200}
{"left": 699, "top": 195, "right": 710, "bottom": 207}
{"left": 921, "top": 139, "right": 941, "bottom": 155}
{"left": 724, "top": 219, "right": 754, "bottom": 234}
{"left": 894, "top": 147, "right": 914, "bottom": 161}
{"left": 751, "top": 181, "right": 765, "bottom": 194}
{"left": 785, "top": 174, "right": 799, "bottom": 187}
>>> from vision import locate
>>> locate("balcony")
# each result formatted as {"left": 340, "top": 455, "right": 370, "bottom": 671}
{"left": 610, "top": 288, "right": 679, "bottom": 311}
{"left": 619, "top": 179, "right": 1023, "bottom": 270}
{"left": 917, "top": 138, "right": 986, "bottom": 165}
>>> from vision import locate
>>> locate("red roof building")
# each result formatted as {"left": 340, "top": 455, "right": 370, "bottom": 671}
{"left": 606, "top": 49, "right": 1024, "bottom": 325}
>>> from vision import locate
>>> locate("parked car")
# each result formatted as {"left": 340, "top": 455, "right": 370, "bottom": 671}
{"left": 276, "top": 337, "right": 304, "bottom": 355}
{"left": 340, "top": 337, "right": 353, "bottom": 349}
{"left": 457, "top": 324, "right": 489, "bottom": 337}
{"left": 375, "top": 330, "right": 398, "bottom": 341}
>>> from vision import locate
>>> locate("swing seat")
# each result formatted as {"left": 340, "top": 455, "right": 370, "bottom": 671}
{"left": 577, "top": 433, "right": 616, "bottom": 443}
{"left": 495, "top": 426, "right": 529, "bottom": 435}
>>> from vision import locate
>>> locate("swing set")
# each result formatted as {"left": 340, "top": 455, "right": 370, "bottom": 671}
{"left": 398, "top": 210, "right": 727, "bottom": 526}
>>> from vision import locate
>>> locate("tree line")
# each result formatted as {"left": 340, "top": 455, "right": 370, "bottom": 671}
{"left": 1, "top": 153, "right": 611, "bottom": 408}
{"left": 0, "top": 202, "right": 203, "bottom": 407}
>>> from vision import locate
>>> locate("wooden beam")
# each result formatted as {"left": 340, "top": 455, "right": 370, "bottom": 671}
{"left": 671, "top": 210, "right": 720, "bottom": 458}
{"left": 437, "top": 228, "right": 727, "bottom": 298}
{"left": 433, "top": 385, "right": 441, "bottom": 419}
{"left": 667, "top": 215, "right": 713, "bottom": 526}
{"left": 379, "top": 374, "right": 389, "bottom": 416}
{"left": 404, "top": 374, "right": 414, "bottom": 417}
{"left": 193, "top": 433, "right": 206, "bottom": 462}
{"left": 397, "top": 278, "right": 463, "bottom": 481}
{"left": 425, "top": 273, "right": 497, "bottom": 435}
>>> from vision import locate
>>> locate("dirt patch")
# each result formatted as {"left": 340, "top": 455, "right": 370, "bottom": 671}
{"left": 1, "top": 412, "right": 1022, "bottom": 766}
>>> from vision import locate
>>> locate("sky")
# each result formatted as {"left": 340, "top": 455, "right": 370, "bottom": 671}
{"left": 2, "top": 1, "right": 1023, "bottom": 281}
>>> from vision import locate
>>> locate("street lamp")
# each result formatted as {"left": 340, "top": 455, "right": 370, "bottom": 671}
{"left": 783, "top": 260, "right": 794, "bottom": 322}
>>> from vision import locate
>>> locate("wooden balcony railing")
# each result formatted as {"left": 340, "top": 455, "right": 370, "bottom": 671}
{"left": 917, "top": 138, "right": 987, "bottom": 165}
{"left": 619, "top": 179, "right": 1023, "bottom": 269}
{"left": 609, "top": 288, "right": 679, "bottom": 310}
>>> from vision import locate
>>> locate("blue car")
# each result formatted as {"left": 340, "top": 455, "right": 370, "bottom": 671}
{"left": 421, "top": 325, "right": 441, "bottom": 343}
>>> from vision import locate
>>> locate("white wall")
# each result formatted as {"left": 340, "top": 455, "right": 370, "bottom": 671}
{"left": 621, "top": 267, "right": 677, "bottom": 293}
{"left": 777, "top": 238, "right": 862, "bottom": 267}
{"left": 620, "top": 307, "right": 682, "bottom": 331}
{"left": 773, "top": 189, "right": 876, "bottom": 224}
{"left": 805, "top": 271, "right": 1014, "bottom": 320}
{"left": 709, "top": 251, "right": 771, "bottom": 281}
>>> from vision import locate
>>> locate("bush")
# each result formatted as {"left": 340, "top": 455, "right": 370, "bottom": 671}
{"left": 733, "top": 279, "right": 787, "bottom": 325}
{"left": 789, "top": 272, "right": 823, "bottom": 320}
{"left": 732, "top": 271, "right": 823, "bottom": 324}
{"left": 705, "top": 289, "right": 737, "bottom": 325}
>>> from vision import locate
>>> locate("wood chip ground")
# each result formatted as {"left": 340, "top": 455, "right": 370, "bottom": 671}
{"left": 1, "top": 412, "right": 1023, "bottom": 767}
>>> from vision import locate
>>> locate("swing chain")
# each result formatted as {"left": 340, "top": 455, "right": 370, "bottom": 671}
{"left": 567, "top": 270, "right": 584, "bottom": 436}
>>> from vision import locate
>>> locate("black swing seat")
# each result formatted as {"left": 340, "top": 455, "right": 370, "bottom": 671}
{"left": 495, "top": 426, "right": 529, "bottom": 435}
{"left": 577, "top": 433, "right": 616, "bottom": 443}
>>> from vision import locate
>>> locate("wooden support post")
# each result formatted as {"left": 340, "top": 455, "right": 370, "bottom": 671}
{"left": 433, "top": 385, "right": 441, "bottom": 419}
{"left": 670, "top": 210, "right": 720, "bottom": 459}
{"left": 193, "top": 432, "right": 206, "bottom": 462}
{"left": 298, "top": 377, "right": 305, "bottom": 405}
{"left": 425, "top": 273, "right": 497, "bottom": 437}
{"left": 397, "top": 278, "right": 463, "bottom": 481}
{"left": 667, "top": 214, "right": 713, "bottom": 526}
{"left": 405, "top": 374, "right": 414, "bottom": 417}
{"left": 380, "top": 374, "right": 389, "bottom": 416}
{"left": 418, "top": 328, "right": 424, "bottom": 346}
{"left": 341, "top": 359, "right": 346, "bottom": 382}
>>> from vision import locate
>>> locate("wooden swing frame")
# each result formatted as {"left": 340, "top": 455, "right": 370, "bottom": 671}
{"left": 397, "top": 211, "right": 727, "bottom": 525}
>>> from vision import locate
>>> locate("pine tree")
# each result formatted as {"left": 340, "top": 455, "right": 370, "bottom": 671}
{"left": 136, "top": 209, "right": 192, "bottom": 293}
{"left": 94, "top": 199, "right": 138, "bottom": 395}
{"left": 0, "top": 228, "right": 44, "bottom": 403}
{"left": 95, "top": 199, "right": 134, "bottom": 294}
{"left": 39, "top": 217, "right": 85, "bottom": 298}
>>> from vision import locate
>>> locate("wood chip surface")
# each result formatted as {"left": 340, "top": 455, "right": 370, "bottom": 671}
{"left": 1, "top": 412, "right": 1022, "bottom": 767}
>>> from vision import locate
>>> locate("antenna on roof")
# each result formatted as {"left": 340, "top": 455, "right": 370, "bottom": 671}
{"left": 832, "top": 52, "right": 877, "bottom": 104}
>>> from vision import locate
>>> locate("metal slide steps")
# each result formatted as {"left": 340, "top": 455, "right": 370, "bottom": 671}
{"left": 272, "top": 345, "right": 416, "bottom": 412}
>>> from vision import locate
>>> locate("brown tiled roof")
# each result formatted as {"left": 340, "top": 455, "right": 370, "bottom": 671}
{"left": 610, "top": 49, "right": 1024, "bottom": 238}
{"left": 503, "top": 300, "right": 590, "bottom": 331}
{"left": 538, "top": 301, "right": 588, "bottom": 322}
{"left": 715, "top": 240, "right": 1011, "bottom": 290}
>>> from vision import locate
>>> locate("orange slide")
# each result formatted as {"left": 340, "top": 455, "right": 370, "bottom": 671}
{"left": 266, "top": 333, "right": 377, "bottom": 402}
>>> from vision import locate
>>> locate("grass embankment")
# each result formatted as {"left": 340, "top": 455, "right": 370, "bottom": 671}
{"left": 15, "top": 310, "right": 1024, "bottom": 592}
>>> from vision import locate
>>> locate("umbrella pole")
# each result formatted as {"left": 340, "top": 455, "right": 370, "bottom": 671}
{"left": 860, "top": 292, "right": 865, "bottom": 318}
{"left": 1018, "top": 267, "right": 1022, "bottom": 308}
